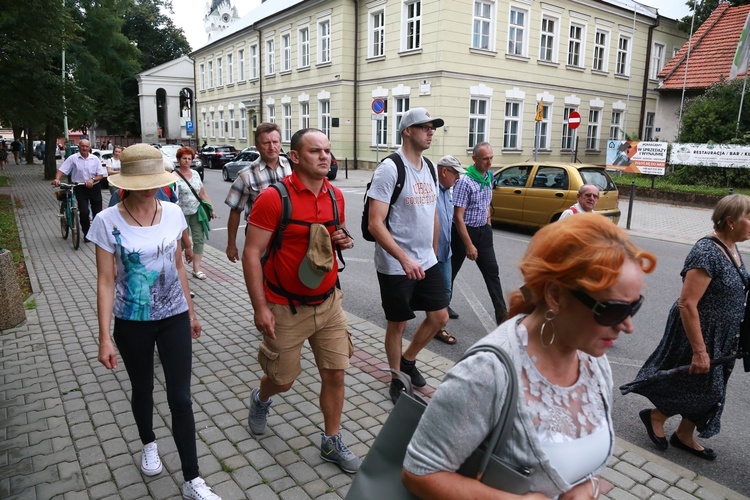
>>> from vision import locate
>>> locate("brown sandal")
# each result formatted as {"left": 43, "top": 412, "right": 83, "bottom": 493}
{"left": 435, "top": 329, "right": 457, "bottom": 345}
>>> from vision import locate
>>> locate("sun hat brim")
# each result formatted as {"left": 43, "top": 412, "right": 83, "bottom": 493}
{"left": 107, "top": 170, "right": 179, "bottom": 191}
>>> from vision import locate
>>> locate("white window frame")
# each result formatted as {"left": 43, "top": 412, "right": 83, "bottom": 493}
{"left": 373, "top": 99, "right": 388, "bottom": 147}
{"left": 199, "top": 64, "right": 205, "bottom": 91}
{"left": 282, "top": 103, "right": 292, "bottom": 142}
{"left": 320, "top": 99, "right": 330, "bottom": 137}
{"left": 651, "top": 42, "right": 665, "bottom": 80}
{"left": 616, "top": 35, "right": 631, "bottom": 76}
{"left": 393, "top": 96, "right": 410, "bottom": 146}
{"left": 538, "top": 103, "right": 551, "bottom": 150}
{"left": 609, "top": 110, "right": 623, "bottom": 140}
{"left": 593, "top": 29, "right": 609, "bottom": 72}
{"left": 282, "top": 33, "right": 291, "bottom": 72}
{"left": 217, "top": 57, "right": 223, "bottom": 86}
{"left": 561, "top": 106, "right": 577, "bottom": 150}
{"left": 507, "top": 6, "right": 528, "bottom": 57}
{"left": 201, "top": 111, "right": 207, "bottom": 137}
{"left": 300, "top": 101, "right": 310, "bottom": 129}
{"left": 210, "top": 111, "right": 216, "bottom": 138}
{"left": 250, "top": 44, "right": 258, "bottom": 79}
{"left": 228, "top": 109, "right": 235, "bottom": 139}
{"left": 208, "top": 61, "right": 214, "bottom": 88}
{"left": 402, "top": 0, "right": 422, "bottom": 51}
{"left": 238, "top": 49, "right": 245, "bottom": 81}
{"left": 539, "top": 15, "right": 557, "bottom": 62}
{"left": 267, "top": 104, "right": 276, "bottom": 124}
{"left": 469, "top": 98, "right": 489, "bottom": 148}
{"left": 644, "top": 112, "right": 655, "bottom": 141}
{"left": 370, "top": 9, "right": 385, "bottom": 57}
{"left": 503, "top": 100, "right": 522, "bottom": 149}
{"left": 567, "top": 23, "right": 585, "bottom": 68}
{"left": 472, "top": 1, "right": 495, "bottom": 51}
{"left": 586, "top": 108, "right": 601, "bottom": 150}
{"left": 219, "top": 110, "right": 225, "bottom": 139}
{"left": 240, "top": 108, "right": 247, "bottom": 140}
{"left": 227, "top": 53, "right": 233, "bottom": 84}
{"left": 266, "top": 39, "right": 275, "bottom": 75}
{"left": 299, "top": 27, "right": 310, "bottom": 68}
{"left": 318, "top": 20, "right": 331, "bottom": 64}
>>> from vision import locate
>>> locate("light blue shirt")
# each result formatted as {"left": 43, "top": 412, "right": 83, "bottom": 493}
{"left": 437, "top": 184, "right": 453, "bottom": 263}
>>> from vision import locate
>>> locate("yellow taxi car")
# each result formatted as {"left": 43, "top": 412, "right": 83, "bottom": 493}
{"left": 490, "top": 162, "right": 621, "bottom": 228}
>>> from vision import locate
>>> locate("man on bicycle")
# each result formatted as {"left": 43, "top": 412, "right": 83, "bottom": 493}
{"left": 52, "top": 139, "right": 106, "bottom": 241}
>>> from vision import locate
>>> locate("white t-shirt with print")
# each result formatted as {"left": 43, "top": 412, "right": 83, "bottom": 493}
{"left": 88, "top": 201, "right": 189, "bottom": 321}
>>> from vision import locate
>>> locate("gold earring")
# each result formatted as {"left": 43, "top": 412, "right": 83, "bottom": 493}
{"left": 540, "top": 309, "right": 556, "bottom": 348}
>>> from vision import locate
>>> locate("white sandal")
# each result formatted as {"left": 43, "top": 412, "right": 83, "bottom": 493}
{"left": 192, "top": 271, "right": 207, "bottom": 280}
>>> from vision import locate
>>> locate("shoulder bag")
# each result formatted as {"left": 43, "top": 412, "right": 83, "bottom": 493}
{"left": 345, "top": 344, "right": 531, "bottom": 499}
{"left": 174, "top": 169, "right": 214, "bottom": 223}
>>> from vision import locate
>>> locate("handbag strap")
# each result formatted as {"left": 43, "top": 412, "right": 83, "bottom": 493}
{"left": 457, "top": 344, "right": 519, "bottom": 481}
{"left": 702, "top": 236, "right": 747, "bottom": 287}
{"left": 174, "top": 169, "right": 203, "bottom": 203}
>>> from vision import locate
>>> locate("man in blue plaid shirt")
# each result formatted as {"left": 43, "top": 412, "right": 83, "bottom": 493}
{"left": 450, "top": 141, "right": 507, "bottom": 324}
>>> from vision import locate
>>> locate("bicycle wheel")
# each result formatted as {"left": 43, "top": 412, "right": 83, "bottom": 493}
{"left": 60, "top": 201, "right": 69, "bottom": 239}
{"left": 71, "top": 207, "right": 81, "bottom": 250}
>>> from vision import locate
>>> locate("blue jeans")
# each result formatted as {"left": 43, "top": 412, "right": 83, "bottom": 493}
{"left": 437, "top": 260, "right": 452, "bottom": 303}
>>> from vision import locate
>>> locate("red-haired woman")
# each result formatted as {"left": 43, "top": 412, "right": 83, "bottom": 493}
{"left": 403, "top": 213, "right": 656, "bottom": 499}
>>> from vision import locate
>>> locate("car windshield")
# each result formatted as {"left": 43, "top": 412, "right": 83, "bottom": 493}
{"left": 217, "top": 147, "right": 236, "bottom": 153}
{"left": 580, "top": 168, "right": 616, "bottom": 192}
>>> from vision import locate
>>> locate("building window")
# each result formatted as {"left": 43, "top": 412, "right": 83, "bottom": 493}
{"left": 219, "top": 110, "right": 225, "bottom": 139}
{"left": 300, "top": 101, "right": 310, "bottom": 129}
{"left": 319, "top": 20, "right": 331, "bottom": 64}
{"left": 538, "top": 103, "right": 551, "bottom": 149}
{"left": 609, "top": 110, "right": 622, "bottom": 140}
{"left": 561, "top": 106, "right": 576, "bottom": 149}
{"left": 282, "top": 33, "right": 291, "bottom": 71}
{"left": 208, "top": 61, "right": 214, "bottom": 87}
{"left": 267, "top": 105, "right": 276, "bottom": 124}
{"left": 586, "top": 109, "right": 601, "bottom": 150}
{"left": 210, "top": 111, "right": 216, "bottom": 138}
{"left": 299, "top": 27, "right": 310, "bottom": 67}
{"left": 217, "top": 57, "right": 223, "bottom": 86}
{"left": 394, "top": 97, "right": 410, "bottom": 145}
{"left": 616, "top": 35, "right": 630, "bottom": 76}
{"left": 238, "top": 49, "right": 245, "bottom": 81}
{"left": 469, "top": 98, "right": 489, "bottom": 148}
{"left": 320, "top": 99, "right": 330, "bottom": 137}
{"left": 503, "top": 101, "right": 521, "bottom": 149}
{"left": 651, "top": 42, "right": 665, "bottom": 79}
{"left": 250, "top": 44, "right": 258, "bottom": 79}
{"left": 199, "top": 64, "right": 205, "bottom": 90}
{"left": 508, "top": 7, "right": 527, "bottom": 56}
{"left": 266, "top": 39, "right": 275, "bottom": 75}
{"left": 227, "top": 53, "right": 233, "bottom": 84}
{"left": 370, "top": 10, "right": 385, "bottom": 57}
{"left": 472, "top": 1, "right": 493, "bottom": 51}
{"left": 202, "top": 112, "right": 207, "bottom": 138}
{"left": 593, "top": 30, "right": 608, "bottom": 72}
{"left": 240, "top": 108, "right": 247, "bottom": 139}
{"left": 568, "top": 23, "right": 584, "bottom": 67}
{"left": 403, "top": 0, "right": 422, "bottom": 51}
{"left": 282, "top": 104, "right": 292, "bottom": 142}
{"left": 374, "top": 100, "right": 388, "bottom": 147}
{"left": 228, "top": 109, "right": 235, "bottom": 139}
{"left": 539, "top": 16, "right": 556, "bottom": 62}
{"left": 644, "top": 112, "right": 655, "bottom": 141}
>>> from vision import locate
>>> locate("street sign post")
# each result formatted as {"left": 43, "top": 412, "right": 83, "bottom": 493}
{"left": 568, "top": 111, "right": 581, "bottom": 162}
{"left": 372, "top": 99, "right": 385, "bottom": 162}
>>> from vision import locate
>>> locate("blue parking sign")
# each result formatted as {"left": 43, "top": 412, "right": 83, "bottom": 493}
{"left": 186, "top": 121, "right": 194, "bottom": 133}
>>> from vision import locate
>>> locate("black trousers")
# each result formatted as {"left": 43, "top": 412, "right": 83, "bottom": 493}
{"left": 73, "top": 184, "right": 102, "bottom": 236}
{"left": 451, "top": 223, "right": 507, "bottom": 323}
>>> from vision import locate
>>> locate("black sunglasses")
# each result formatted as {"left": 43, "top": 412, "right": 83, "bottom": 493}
{"left": 569, "top": 289, "right": 644, "bottom": 326}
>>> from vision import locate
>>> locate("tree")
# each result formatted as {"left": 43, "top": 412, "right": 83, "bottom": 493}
{"left": 678, "top": 0, "right": 750, "bottom": 33}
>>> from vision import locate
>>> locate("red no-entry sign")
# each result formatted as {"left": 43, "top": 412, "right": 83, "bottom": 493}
{"left": 568, "top": 111, "right": 581, "bottom": 130}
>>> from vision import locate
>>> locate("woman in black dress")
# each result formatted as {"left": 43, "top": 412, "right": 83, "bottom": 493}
{"left": 633, "top": 194, "right": 750, "bottom": 460}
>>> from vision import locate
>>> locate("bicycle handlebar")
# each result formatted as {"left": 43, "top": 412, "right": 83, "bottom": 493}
{"left": 56, "top": 182, "right": 86, "bottom": 189}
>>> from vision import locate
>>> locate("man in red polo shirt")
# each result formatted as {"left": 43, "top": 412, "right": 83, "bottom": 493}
{"left": 241, "top": 128, "right": 360, "bottom": 473}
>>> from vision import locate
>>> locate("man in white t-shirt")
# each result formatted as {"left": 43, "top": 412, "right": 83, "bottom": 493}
{"left": 367, "top": 108, "right": 450, "bottom": 403}
{"left": 559, "top": 184, "right": 600, "bottom": 220}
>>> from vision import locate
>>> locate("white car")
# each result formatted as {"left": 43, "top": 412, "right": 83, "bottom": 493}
{"left": 161, "top": 144, "right": 204, "bottom": 180}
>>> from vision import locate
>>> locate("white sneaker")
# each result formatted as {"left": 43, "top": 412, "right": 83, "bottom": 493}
{"left": 140, "top": 442, "right": 163, "bottom": 476}
{"left": 181, "top": 477, "right": 221, "bottom": 500}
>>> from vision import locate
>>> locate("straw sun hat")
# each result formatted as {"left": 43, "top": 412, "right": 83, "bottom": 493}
{"left": 107, "top": 143, "right": 178, "bottom": 190}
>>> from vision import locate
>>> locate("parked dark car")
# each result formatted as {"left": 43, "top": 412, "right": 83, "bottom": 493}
{"left": 222, "top": 150, "right": 260, "bottom": 182}
{"left": 200, "top": 145, "right": 237, "bottom": 169}
{"left": 161, "top": 145, "right": 204, "bottom": 181}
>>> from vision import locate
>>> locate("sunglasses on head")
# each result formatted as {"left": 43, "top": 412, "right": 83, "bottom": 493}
{"left": 569, "top": 289, "right": 644, "bottom": 326}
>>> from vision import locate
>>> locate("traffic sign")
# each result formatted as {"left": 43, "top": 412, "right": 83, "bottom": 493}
{"left": 371, "top": 98, "right": 385, "bottom": 114}
{"left": 568, "top": 111, "right": 581, "bottom": 130}
{"left": 186, "top": 120, "right": 194, "bottom": 133}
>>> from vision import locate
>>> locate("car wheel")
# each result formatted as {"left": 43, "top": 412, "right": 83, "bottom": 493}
{"left": 210, "top": 158, "right": 217, "bottom": 170}
{"left": 222, "top": 168, "right": 229, "bottom": 182}
{"left": 327, "top": 170, "right": 337, "bottom": 181}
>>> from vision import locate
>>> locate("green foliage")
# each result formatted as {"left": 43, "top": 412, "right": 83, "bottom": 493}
{"left": 678, "top": 77, "right": 750, "bottom": 143}
{"left": 678, "top": 0, "right": 750, "bottom": 33}
{"left": 615, "top": 171, "right": 750, "bottom": 193}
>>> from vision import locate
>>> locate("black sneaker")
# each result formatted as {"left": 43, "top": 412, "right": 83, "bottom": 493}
{"left": 389, "top": 378, "right": 405, "bottom": 404}
{"left": 448, "top": 307, "right": 459, "bottom": 319}
{"left": 400, "top": 358, "right": 426, "bottom": 388}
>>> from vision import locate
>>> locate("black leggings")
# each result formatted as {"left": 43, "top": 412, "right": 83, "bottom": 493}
{"left": 113, "top": 311, "right": 199, "bottom": 482}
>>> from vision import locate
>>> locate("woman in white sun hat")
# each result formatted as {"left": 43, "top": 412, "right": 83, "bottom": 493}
{"left": 87, "top": 143, "right": 221, "bottom": 500}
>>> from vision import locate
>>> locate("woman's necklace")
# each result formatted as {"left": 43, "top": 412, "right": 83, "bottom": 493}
{"left": 123, "top": 198, "right": 158, "bottom": 227}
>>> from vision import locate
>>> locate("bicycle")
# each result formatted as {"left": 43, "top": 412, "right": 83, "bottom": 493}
{"left": 55, "top": 182, "right": 83, "bottom": 250}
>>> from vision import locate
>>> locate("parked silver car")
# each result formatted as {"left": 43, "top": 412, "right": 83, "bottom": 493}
{"left": 222, "top": 150, "right": 260, "bottom": 182}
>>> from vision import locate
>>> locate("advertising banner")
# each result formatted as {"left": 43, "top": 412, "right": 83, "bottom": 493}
{"left": 670, "top": 143, "right": 750, "bottom": 168}
{"left": 606, "top": 140, "right": 668, "bottom": 175}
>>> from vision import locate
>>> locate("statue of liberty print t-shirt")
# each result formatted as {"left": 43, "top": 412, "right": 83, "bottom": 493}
{"left": 88, "top": 201, "right": 190, "bottom": 321}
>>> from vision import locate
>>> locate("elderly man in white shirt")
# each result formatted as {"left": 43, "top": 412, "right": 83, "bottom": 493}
{"left": 559, "top": 184, "right": 600, "bottom": 220}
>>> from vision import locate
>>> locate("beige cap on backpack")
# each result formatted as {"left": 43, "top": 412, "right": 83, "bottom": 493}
{"left": 298, "top": 224, "right": 334, "bottom": 289}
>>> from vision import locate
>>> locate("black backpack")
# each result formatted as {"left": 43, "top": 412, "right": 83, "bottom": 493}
{"left": 361, "top": 153, "right": 436, "bottom": 242}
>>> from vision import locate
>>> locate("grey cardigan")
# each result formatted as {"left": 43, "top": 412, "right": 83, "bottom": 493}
{"left": 403, "top": 315, "right": 615, "bottom": 497}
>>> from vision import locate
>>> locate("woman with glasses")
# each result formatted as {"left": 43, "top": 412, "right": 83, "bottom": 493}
{"left": 632, "top": 194, "right": 750, "bottom": 461}
{"left": 403, "top": 213, "right": 655, "bottom": 498}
